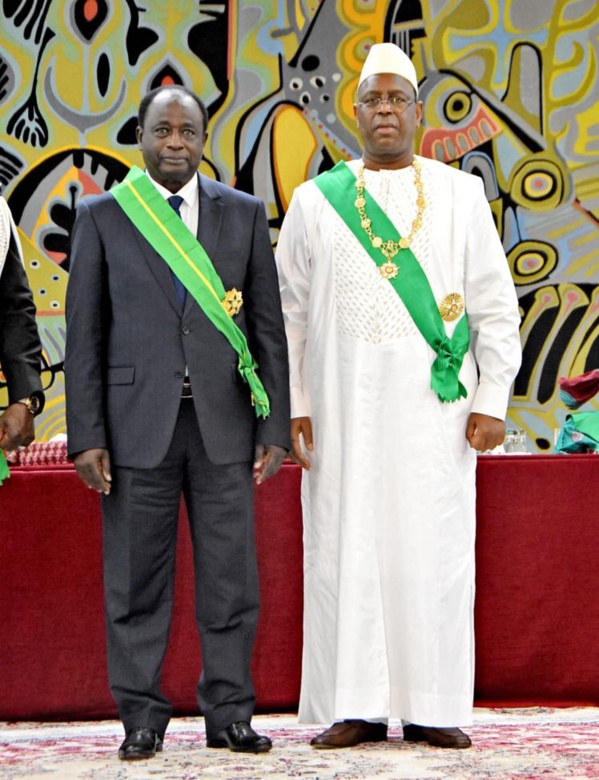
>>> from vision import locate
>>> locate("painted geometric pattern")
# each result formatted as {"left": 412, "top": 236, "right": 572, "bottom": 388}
{"left": 1, "top": 0, "right": 597, "bottom": 451}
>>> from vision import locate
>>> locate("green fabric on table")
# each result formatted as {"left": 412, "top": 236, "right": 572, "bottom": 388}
{"left": 0, "top": 451, "right": 9, "bottom": 485}
{"left": 554, "top": 410, "right": 599, "bottom": 454}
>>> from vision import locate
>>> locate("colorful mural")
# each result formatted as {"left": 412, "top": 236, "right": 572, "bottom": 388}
{"left": 1, "top": 0, "right": 597, "bottom": 451}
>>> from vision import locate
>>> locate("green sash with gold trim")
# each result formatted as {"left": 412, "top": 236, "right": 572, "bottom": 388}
{"left": 314, "top": 161, "right": 470, "bottom": 403}
{"left": 111, "top": 166, "right": 270, "bottom": 418}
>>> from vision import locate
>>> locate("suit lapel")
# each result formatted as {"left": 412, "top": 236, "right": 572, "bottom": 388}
{"left": 124, "top": 202, "right": 183, "bottom": 314}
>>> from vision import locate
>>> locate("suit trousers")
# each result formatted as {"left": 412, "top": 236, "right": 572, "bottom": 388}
{"left": 101, "top": 399, "right": 259, "bottom": 739}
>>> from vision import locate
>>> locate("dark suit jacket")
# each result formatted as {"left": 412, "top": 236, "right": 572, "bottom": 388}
{"left": 0, "top": 229, "right": 44, "bottom": 404}
{"left": 65, "top": 173, "right": 290, "bottom": 468}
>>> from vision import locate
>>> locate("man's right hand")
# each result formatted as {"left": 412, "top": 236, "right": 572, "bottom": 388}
{"left": 290, "top": 417, "right": 313, "bottom": 471}
{"left": 73, "top": 448, "right": 112, "bottom": 494}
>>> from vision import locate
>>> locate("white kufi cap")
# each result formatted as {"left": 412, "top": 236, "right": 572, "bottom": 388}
{"left": 358, "top": 42, "right": 418, "bottom": 95}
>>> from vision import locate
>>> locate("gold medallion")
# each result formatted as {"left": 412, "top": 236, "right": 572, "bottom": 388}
{"left": 354, "top": 159, "right": 426, "bottom": 272}
{"left": 379, "top": 261, "right": 400, "bottom": 280}
{"left": 439, "top": 292, "right": 464, "bottom": 321}
{"left": 222, "top": 287, "right": 243, "bottom": 317}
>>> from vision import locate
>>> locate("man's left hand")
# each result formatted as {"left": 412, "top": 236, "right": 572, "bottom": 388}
{"left": 253, "top": 444, "right": 287, "bottom": 485}
{"left": 0, "top": 403, "right": 35, "bottom": 451}
{"left": 466, "top": 412, "right": 505, "bottom": 452}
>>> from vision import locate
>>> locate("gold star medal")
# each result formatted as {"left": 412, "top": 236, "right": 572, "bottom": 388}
{"left": 222, "top": 288, "right": 243, "bottom": 317}
{"left": 379, "top": 261, "right": 400, "bottom": 280}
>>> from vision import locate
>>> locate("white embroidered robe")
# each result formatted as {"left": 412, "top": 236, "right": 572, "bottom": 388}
{"left": 276, "top": 156, "right": 522, "bottom": 726}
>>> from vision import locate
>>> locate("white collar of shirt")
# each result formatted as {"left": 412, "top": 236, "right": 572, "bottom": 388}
{"left": 145, "top": 171, "right": 199, "bottom": 235}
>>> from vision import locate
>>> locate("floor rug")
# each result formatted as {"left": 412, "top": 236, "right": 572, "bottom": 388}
{"left": 2, "top": 708, "right": 599, "bottom": 779}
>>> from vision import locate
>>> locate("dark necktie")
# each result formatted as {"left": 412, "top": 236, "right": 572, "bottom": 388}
{"left": 167, "top": 195, "right": 187, "bottom": 307}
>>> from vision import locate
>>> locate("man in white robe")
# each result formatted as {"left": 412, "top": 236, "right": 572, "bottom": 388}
{"left": 276, "top": 43, "right": 522, "bottom": 749}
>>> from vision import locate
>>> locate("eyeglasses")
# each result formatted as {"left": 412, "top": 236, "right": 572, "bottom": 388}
{"left": 357, "top": 96, "right": 414, "bottom": 113}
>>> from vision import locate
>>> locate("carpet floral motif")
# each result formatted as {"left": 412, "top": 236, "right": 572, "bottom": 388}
{"left": 1, "top": 709, "right": 599, "bottom": 779}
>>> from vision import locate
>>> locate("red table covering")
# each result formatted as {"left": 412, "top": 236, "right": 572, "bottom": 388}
{"left": 1, "top": 455, "right": 598, "bottom": 720}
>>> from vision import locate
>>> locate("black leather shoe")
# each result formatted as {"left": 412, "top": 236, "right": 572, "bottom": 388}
{"left": 206, "top": 721, "right": 272, "bottom": 753}
{"left": 402, "top": 723, "right": 472, "bottom": 749}
{"left": 118, "top": 727, "right": 163, "bottom": 760}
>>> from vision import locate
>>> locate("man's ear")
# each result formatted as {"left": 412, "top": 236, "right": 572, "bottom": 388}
{"left": 415, "top": 102, "right": 423, "bottom": 128}
{"left": 135, "top": 126, "right": 143, "bottom": 147}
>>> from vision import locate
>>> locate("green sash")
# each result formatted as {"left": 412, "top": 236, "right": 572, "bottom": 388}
{"left": 111, "top": 166, "right": 270, "bottom": 419}
{"left": 314, "top": 161, "right": 470, "bottom": 402}
{"left": 0, "top": 451, "right": 9, "bottom": 485}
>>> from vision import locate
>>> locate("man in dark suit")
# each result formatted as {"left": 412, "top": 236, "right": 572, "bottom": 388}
{"left": 0, "top": 196, "right": 45, "bottom": 468}
{"left": 65, "top": 86, "right": 290, "bottom": 760}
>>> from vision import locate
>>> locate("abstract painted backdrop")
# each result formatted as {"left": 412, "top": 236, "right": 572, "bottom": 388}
{"left": 1, "top": 0, "right": 597, "bottom": 451}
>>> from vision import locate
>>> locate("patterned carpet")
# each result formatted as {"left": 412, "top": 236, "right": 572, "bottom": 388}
{"left": 2, "top": 708, "right": 599, "bottom": 779}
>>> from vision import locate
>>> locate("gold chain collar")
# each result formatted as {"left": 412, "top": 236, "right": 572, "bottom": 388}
{"left": 354, "top": 158, "right": 426, "bottom": 279}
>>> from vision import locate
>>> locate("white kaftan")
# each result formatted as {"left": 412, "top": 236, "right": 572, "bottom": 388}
{"left": 276, "top": 156, "right": 522, "bottom": 727}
